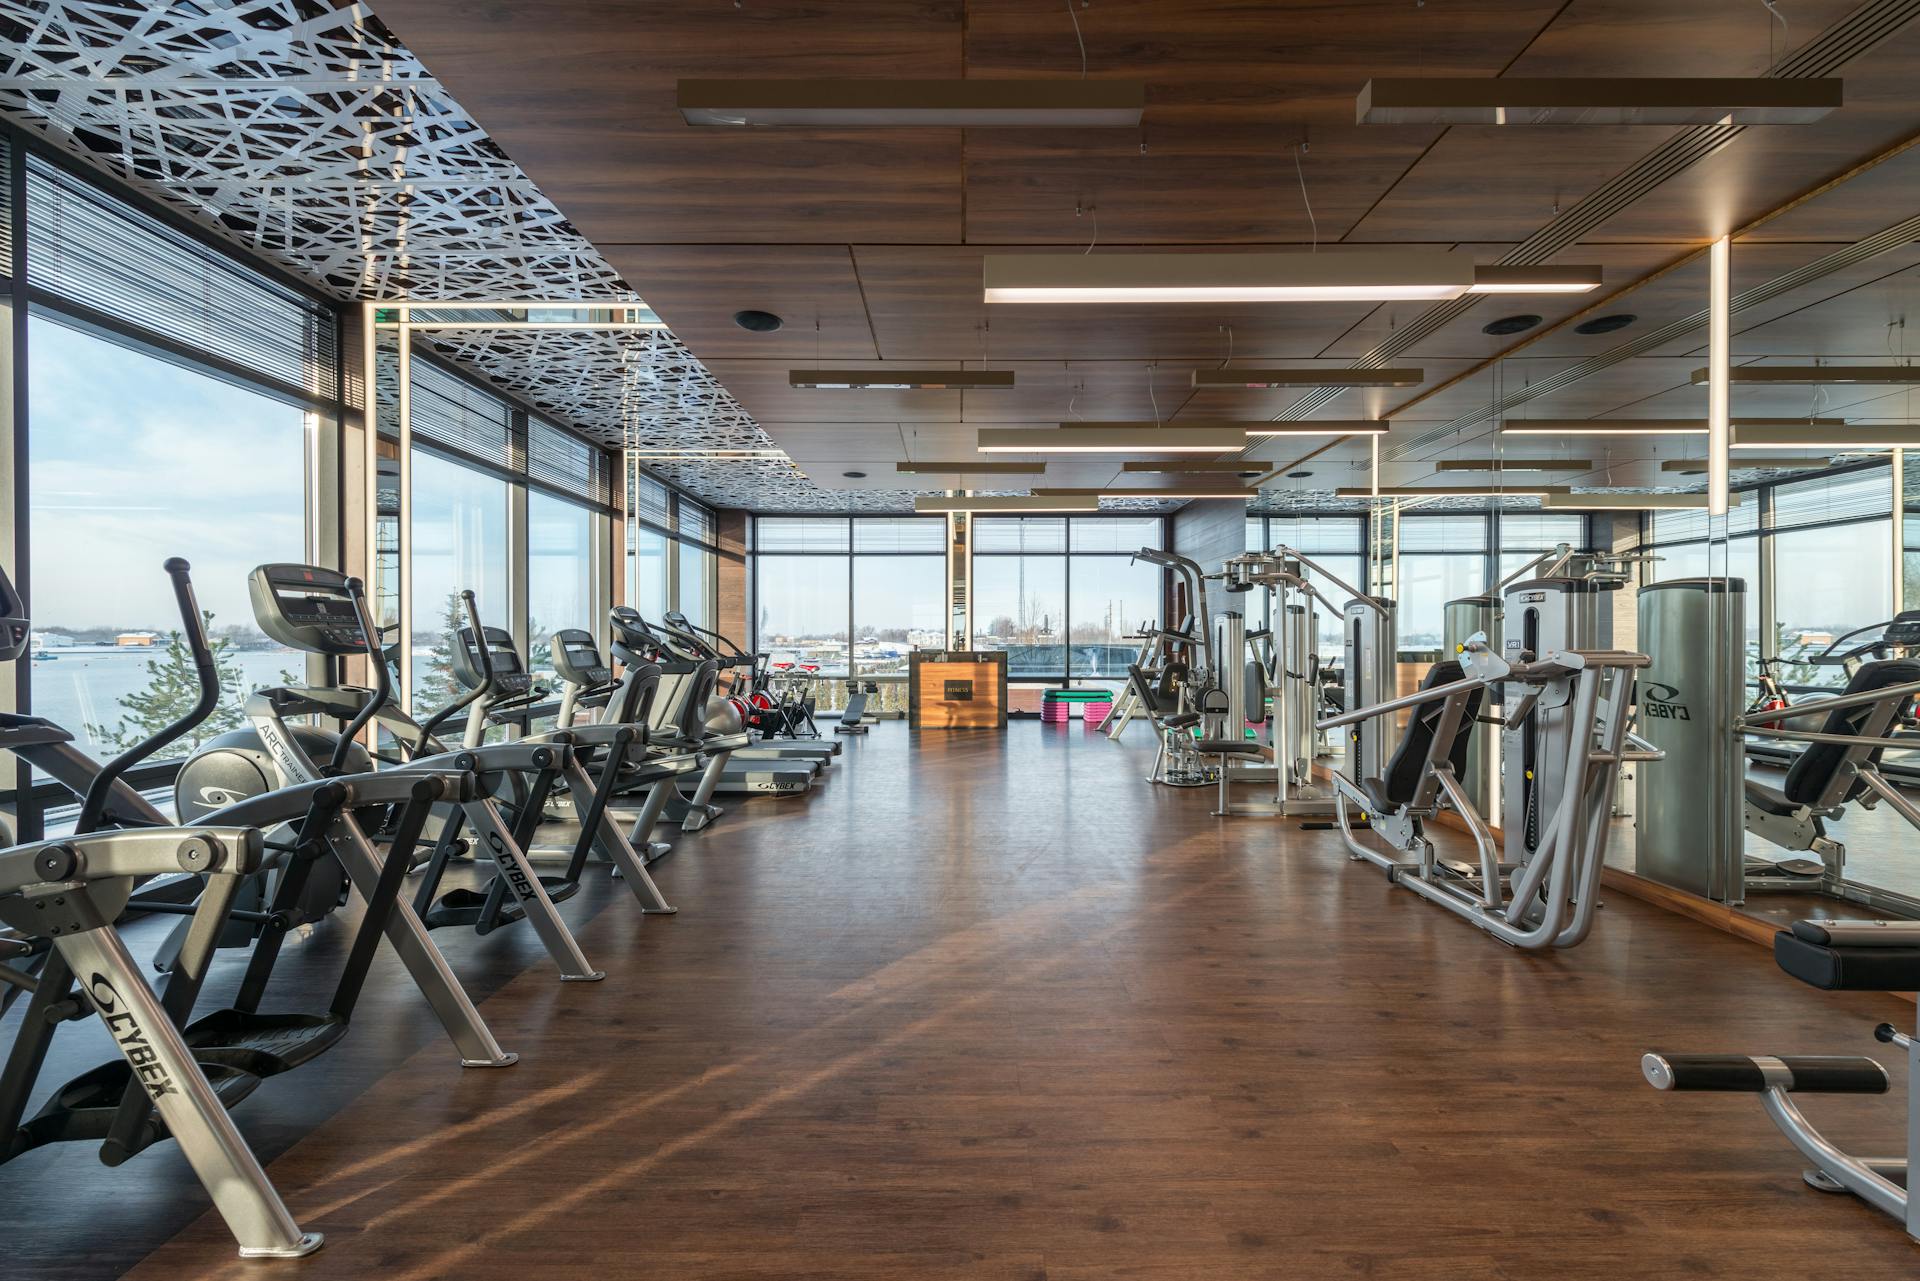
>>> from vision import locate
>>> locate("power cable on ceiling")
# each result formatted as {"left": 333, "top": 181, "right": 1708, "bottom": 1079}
{"left": 1762, "top": 0, "right": 1790, "bottom": 64}
{"left": 1294, "top": 142, "right": 1318, "bottom": 252}
{"left": 1066, "top": 0, "right": 1087, "bottom": 80}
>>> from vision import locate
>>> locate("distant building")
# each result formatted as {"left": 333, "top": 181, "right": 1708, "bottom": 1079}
{"left": 115, "top": 631, "right": 160, "bottom": 648}
{"left": 29, "top": 632, "right": 74, "bottom": 650}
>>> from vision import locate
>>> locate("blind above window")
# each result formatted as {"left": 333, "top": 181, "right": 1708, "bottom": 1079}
{"left": 853, "top": 517, "right": 945, "bottom": 553}
{"left": 1498, "top": 513, "right": 1587, "bottom": 552}
{"left": 1651, "top": 496, "right": 1762, "bottom": 543}
{"left": 973, "top": 517, "right": 1067, "bottom": 553}
{"left": 409, "top": 357, "right": 515, "bottom": 469}
{"left": 676, "top": 497, "right": 715, "bottom": 545}
{"left": 25, "top": 155, "right": 335, "bottom": 398}
{"left": 1069, "top": 516, "right": 1163, "bottom": 553}
{"left": 1772, "top": 465, "right": 1892, "bottom": 533}
{"left": 1258, "top": 516, "right": 1366, "bottom": 555}
{"left": 757, "top": 516, "right": 851, "bottom": 552}
{"left": 1398, "top": 514, "right": 1489, "bottom": 553}
{"left": 631, "top": 471, "right": 671, "bottom": 528}
{"left": 527, "top": 418, "right": 610, "bottom": 506}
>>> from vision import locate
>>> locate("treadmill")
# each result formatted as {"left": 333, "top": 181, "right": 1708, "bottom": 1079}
{"left": 659, "top": 611, "right": 841, "bottom": 766}
{"left": 608, "top": 610, "right": 816, "bottom": 798}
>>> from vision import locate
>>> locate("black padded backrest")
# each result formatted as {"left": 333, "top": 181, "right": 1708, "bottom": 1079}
{"left": 1782, "top": 658, "right": 1920, "bottom": 804}
{"left": 1377, "top": 660, "right": 1482, "bottom": 807}
{"left": 1127, "top": 664, "right": 1163, "bottom": 720}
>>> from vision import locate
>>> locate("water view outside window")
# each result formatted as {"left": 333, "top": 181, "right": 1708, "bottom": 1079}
{"left": 27, "top": 318, "right": 307, "bottom": 762}
{"left": 409, "top": 449, "right": 509, "bottom": 714}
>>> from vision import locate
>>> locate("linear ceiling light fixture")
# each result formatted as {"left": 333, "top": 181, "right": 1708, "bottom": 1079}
{"left": 1055, "top": 418, "right": 1392, "bottom": 436}
{"left": 1689, "top": 365, "right": 1920, "bottom": 386}
{"left": 1434, "top": 458, "right": 1595, "bottom": 472}
{"left": 1733, "top": 424, "right": 1920, "bottom": 449}
{"left": 1497, "top": 417, "right": 1849, "bottom": 436}
{"left": 1335, "top": 485, "right": 1570, "bottom": 498}
{"left": 1541, "top": 493, "right": 1745, "bottom": 511}
{"left": 976, "top": 427, "right": 1247, "bottom": 454}
{"left": 1661, "top": 457, "right": 1828, "bottom": 473}
{"left": 789, "top": 368, "right": 1014, "bottom": 389}
{"left": 678, "top": 79, "right": 1146, "bottom": 128}
{"left": 1356, "top": 77, "right": 1842, "bottom": 126}
{"left": 1120, "top": 460, "right": 1264, "bottom": 472}
{"left": 1035, "top": 487, "right": 1256, "bottom": 501}
{"left": 914, "top": 495, "right": 1100, "bottom": 514}
{"left": 895, "top": 461, "right": 1047, "bottom": 475}
{"left": 1191, "top": 368, "right": 1425, "bottom": 389}
{"left": 980, "top": 253, "right": 1597, "bottom": 305}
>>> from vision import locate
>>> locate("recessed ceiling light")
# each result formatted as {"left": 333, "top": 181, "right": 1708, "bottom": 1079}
{"left": 1190, "top": 369, "right": 1424, "bottom": 389}
{"left": 733, "top": 309, "right": 783, "bottom": 332}
{"left": 1573, "top": 313, "right": 1637, "bottom": 336}
{"left": 679, "top": 79, "right": 1146, "bottom": 128}
{"left": 980, "top": 253, "right": 1597, "bottom": 305}
{"left": 841, "top": 470, "right": 867, "bottom": 478}
{"left": 1355, "top": 77, "right": 1842, "bottom": 126}
{"left": 1691, "top": 365, "right": 1920, "bottom": 387}
{"left": 789, "top": 368, "right": 1015, "bottom": 389}
{"left": 1482, "top": 314, "right": 1542, "bottom": 336}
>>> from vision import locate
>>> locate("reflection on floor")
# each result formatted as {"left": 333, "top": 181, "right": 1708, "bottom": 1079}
{"left": 5, "top": 721, "right": 1917, "bottom": 1279}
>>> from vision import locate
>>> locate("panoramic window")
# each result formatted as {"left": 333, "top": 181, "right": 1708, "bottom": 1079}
{"left": 26, "top": 317, "right": 308, "bottom": 762}
{"left": 409, "top": 449, "right": 510, "bottom": 715}
{"left": 528, "top": 489, "right": 598, "bottom": 680}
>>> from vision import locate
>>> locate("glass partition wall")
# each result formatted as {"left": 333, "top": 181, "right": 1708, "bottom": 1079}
{"left": 625, "top": 466, "right": 719, "bottom": 634}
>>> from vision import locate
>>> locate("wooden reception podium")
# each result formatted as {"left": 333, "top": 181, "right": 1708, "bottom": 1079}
{"left": 908, "top": 651, "right": 1008, "bottom": 729}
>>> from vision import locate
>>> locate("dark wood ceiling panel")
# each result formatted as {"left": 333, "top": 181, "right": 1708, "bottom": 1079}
{"left": 852, "top": 244, "right": 1385, "bottom": 361}
{"left": 703, "top": 360, "right": 962, "bottom": 423}
{"left": 371, "top": 0, "right": 967, "bottom": 245}
{"left": 597, "top": 245, "right": 878, "bottom": 359}
{"left": 1741, "top": 141, "right": 1920, "bottom": 242}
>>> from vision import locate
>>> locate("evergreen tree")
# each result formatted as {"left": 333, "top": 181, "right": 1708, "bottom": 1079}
{"left": 86, "top": 611, "right": 249, "bottom": 754}
{"left": 415, "top": 591, "right": 469, "bottom": 715}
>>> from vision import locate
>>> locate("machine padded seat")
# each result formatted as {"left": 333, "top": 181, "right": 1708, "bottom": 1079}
{"left": 1194, "top": 738, "right": 1265, "bottom": 759}
{"left": 1779, "top": 658, "right": 1920, "bottom": 806}
{"left": 1774, "top": 929, "right": 1920, "bottom": 991}
{"left": 1370, "top": 660, "right": 1482, "bottom": 812}
{"left": 1743, "top": 778, "right": 1802, "bottom": 816}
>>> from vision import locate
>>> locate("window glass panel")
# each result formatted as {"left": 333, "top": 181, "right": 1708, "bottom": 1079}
{"left": 410, "top": 449, "right": 509, "bottom": 714}
{"left": 757, "top": 555, "right": 850, "bottom": 676}
{"left": 974, "top": 517, "right": 1067, "bottom": 554}
{"left": 528, "top": 419, "right": 607, "bottom": 506}
{"left": 26, "top": 317, "right": 307, "bottom": 764}
{"left": 677, "top": 540, "right": 712, "bottom": 628}
{"left": 1652, "top": 497, "right": 1760, "bottom": 541}
{"left": 1396, "top": 554, "right": 1487, "bottom": 656}
{"left": 630, "top": 524, "right": 668, "bottom": 622}
{"left": 854, "top": 555, "right": 946, "bottom": 674}
{"left": 757, "top": 516, "right": 851, "bottom": 553}
{"left": 853, "top": 517, "right": 946, "bottom": 553}
{"left": 1068, "top": 556, "right": 1163, "bottom": 678}
{"left": 528, "top": 491, "right": 595, "bottom": 682}
{"left": 972, "top": 556, "right": 1067, "bottom": 677}
{"left": 1068, "top": 515, "right": 1163, "bottom": 553}
{"left": 1775, "top": 521, "right": 1891, "bottom": 690}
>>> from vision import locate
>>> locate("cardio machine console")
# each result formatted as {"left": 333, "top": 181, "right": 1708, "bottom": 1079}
{"left": 550, "top": 628, "right": 611, "bottom": 687}
{"left": 1881, "top": 610, "right": 1920, "bottom": 651}
{"left": 248, "top": 564, "right": 370, "bottom": 656}
{"left": 451, "top": 625, "right": 532, "bottom": 695}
